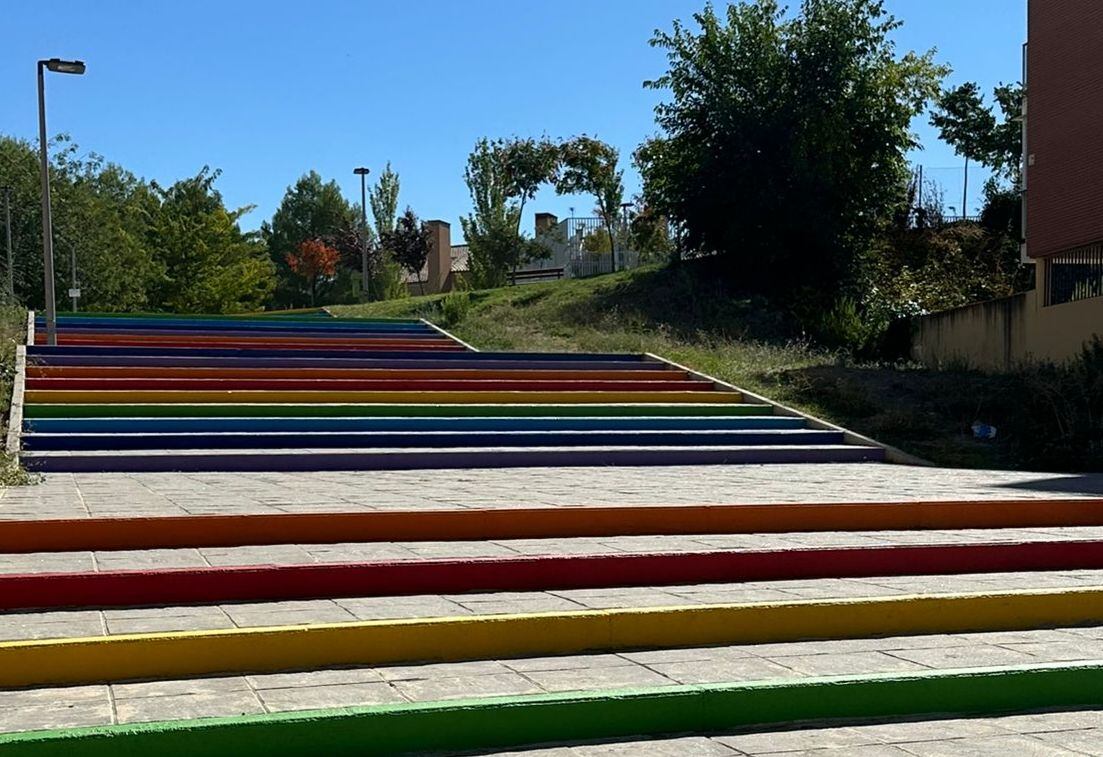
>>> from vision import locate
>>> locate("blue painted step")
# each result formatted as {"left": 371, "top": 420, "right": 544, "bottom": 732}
{"left": 25, "top": 416, "right": 803, "bottom": 434}
{"left": 23, "top": 429, "right": 843, "bottom": 451}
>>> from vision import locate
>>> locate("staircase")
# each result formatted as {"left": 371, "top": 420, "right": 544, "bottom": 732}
{"left": 18, "top": 312, "right": 886, "bottom": 472}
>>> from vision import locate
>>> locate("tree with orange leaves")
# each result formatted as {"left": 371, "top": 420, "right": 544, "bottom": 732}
{"left": 285, "top": 238, "right": 339, "bottom": 306}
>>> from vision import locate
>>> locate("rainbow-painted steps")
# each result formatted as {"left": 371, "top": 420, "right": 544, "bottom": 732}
{"left": 18, "top": 312, "right": 887, "bottom": 472}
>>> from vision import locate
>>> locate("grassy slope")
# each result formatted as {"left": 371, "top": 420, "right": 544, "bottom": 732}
{"left": 333, "top": 263, "right": 1019, "bottom": 470}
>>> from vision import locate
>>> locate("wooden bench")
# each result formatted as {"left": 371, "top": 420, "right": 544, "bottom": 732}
{"left": 510, "top": 267, "right": 565, "bottom": 284}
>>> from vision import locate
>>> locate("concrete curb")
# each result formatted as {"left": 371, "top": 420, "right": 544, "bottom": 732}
{"left": 643, "top": 352, "right": 931, "bottom": 466}
{"left": 4, "top": 345, "right": 25, "bottom": 456}
{"left": 419, "top": 317, "right": 479, "bottom": 352}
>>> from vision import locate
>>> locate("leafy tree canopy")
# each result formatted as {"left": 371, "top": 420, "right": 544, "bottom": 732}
{"left": 384, "top": 208, "right": 432, "bottom": 294}
{"left": 263, "top": 171, "right": 356, "bottom": 308}
{"left": 637, "top": 0, "right": 946, "bottom": 297}
{"left": 147, "top": 168, "right": 275, "bottom": 313}
{"left": 931, "top": 82, "right": 1023, "bottom": 186}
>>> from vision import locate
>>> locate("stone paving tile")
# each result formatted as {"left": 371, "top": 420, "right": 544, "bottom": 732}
{"left": 389, "top": 672, "right": 544, "bottom": 702}
{"left": 754, "top": 651, "right": 926, "bottom": 677}
{"left": 502, "top": 718, "right": 1103, "bottom": 755}
{"left": 101, "top": 607, "right": 237, "bottom": 635}
{"left": 518, "top": 664, "right": 675, "bottom": 693}
{"left": 0, "top": 610, "right": 104, "bottom": 641}
{"left": 111, "top": 676, "right": 252, "bottom": 699}
{"left": 332, "top": 594, "right": 475, "bottom": 620}
{"left": 642, "top": 656, "right": 796, "bottom": 685}
{"left": 258, "top": 681, "right": 406, "bottom": 711}
{"left": 219, "top": 599, "right": 358, "bottom": 628}
{"left": 715, "top": 724, "right": 887, "bottom": 753}
{"left": 114, "top": 689, "right": 266, "bottom": 724}
{"left": 93, "top": 548, "right": 209, "bottom": 571}
{"left": 897, "top": 733, "right": 1081, "bottom": 755}
{"left": 247, "top": 668, "right": 385, "bottom": 689}
{"left": 884, "top": 643, "right": 1043, "bottom": 670}
{"left": 0, "top": 552, "right": 94, "bottom": 574}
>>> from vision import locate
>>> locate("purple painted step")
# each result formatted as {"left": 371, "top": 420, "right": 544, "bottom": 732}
{"left": 21, "top": 444, "right": 886, "bottom": 472}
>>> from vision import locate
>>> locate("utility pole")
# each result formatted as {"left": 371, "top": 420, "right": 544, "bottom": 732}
{"left": 963, "top": 156, "right": 969, "bottom": 220}
{"left": 2, "top": 186, "right": 12, "bottom": 300}
{"left": 354, "top": 166, "right": 371, "bottom": 301}
{"left": 70, "top": 241, "right": 78, "bottom": 311}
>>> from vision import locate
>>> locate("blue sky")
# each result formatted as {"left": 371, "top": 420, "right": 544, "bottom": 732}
{"left": 2, "top": 1, "right": 1025, "bottom": 236}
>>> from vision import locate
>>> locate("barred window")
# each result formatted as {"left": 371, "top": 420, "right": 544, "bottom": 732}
{"left": 1045, "top": 241, "right": 1103, "bottom": 306}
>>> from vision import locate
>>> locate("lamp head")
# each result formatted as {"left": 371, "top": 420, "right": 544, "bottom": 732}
{"left": 43, "top": 58, "right": 86, "bottom": 75}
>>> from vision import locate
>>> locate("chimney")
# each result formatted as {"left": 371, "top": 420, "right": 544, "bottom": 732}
{"left": 535, "top": 212, "right": 558, "bottom": 235}
{"left": 426, "top": 220, "right": 451, "bottom": 294}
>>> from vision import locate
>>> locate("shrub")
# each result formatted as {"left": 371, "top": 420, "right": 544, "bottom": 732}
{"left": 1009, "top": 338, "right": 1103, "bottom": 471}
{"left": 439, "top": 291, "right": 472, "bottom": 327}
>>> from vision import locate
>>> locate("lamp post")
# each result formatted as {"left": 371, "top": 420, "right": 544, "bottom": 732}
{"left": 353, "top": 166, "right": 371, "bottom": 301}
{"left": 37, "top": 57, "right": 86, "bottom": 346}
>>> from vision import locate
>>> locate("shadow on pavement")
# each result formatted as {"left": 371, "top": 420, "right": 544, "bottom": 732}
{"left": 998, "top": 475, "right": 1103, "bottom": 495}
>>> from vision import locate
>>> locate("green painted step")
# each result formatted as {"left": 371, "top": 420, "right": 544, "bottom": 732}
{"left": 23, "top": 403, "right": 777, "bottom": 419}
{"left": 0, "top": 663, "right": 1098, "bottom": 756}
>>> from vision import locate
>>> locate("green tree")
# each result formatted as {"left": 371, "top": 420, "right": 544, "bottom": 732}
{"left": 461, "top": 139, "right": 522, "bottom": 288}
{"left": 0, "top": 135, "right": 163, "bottom": 311}
{"left": 369, "top": 163, "right": 400, "bottom": 237}
{"left": 931, "top": 82, "right": 1022, "bottom": 185}
{"left": 460, "top": 137, "right": 558, "bottom": 287}
{"left": 365, "top": 163, "right": 407, "bottom": 300}
{"left": 263, "top": 171, "right": 357, "bottom": 308}
{"left": 147, "top": 168, "right": 275, "bottom": 313}
{"left": 638, "top": 0, "right": 945, "bottom": 299}
{"left": 383, "top": 208, "right": 432, "bottom": 295}
{"left": 555, "top": 136, "right": 624, "bottom": 272}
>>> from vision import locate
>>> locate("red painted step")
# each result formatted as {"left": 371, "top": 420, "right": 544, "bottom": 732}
{"left": 2, "top": 539, "right": 1098, "bottom": 610}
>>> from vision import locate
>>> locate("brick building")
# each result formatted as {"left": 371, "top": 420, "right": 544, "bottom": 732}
{"left": 1024, "top": 0, "right": 1103, "bottom": 304}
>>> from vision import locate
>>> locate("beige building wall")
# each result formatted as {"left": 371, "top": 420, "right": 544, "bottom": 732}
{"left": 912, "top": 276, "right": 1103, "bottom": 371}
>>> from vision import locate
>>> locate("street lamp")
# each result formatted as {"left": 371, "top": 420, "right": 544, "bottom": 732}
{"left": 353, "top": 166, "right": 371, "bottom": 301}
{"left": 37, "top": 57, "right": 86, "bottom": 346}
